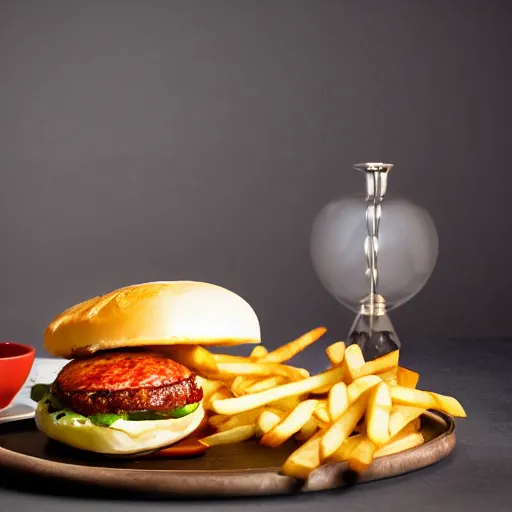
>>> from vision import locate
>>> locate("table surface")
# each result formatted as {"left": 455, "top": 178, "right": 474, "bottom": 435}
{"left": 1, "top": 338, "right": 511, "bottom": 512}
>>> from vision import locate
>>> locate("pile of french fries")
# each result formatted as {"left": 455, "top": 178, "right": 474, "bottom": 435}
{"left": 157, "top": 327, "right": 466, "bottom": 480}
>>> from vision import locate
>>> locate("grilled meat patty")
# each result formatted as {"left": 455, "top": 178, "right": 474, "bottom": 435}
{"left": 51, "top": 351, "right": 203, "bottom": 416}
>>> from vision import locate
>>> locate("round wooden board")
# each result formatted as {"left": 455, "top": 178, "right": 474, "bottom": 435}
{"left": 0, "top": 411, "right": 455, "bottom": 497}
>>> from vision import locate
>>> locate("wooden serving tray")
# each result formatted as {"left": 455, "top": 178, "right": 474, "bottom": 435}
{"left": 0, "top": 411, "right": 455, "bottom": 497}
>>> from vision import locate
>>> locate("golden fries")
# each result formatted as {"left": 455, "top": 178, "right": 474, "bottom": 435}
{"left": 250, "top": 345, "right": 269, "bottom": 358}
{"left": 200, "top": 425, "right": 256, "bottom": 447}
{"left": 328, "top": 382, "right": 349, "bottom": 421}
{"left": 389, "top": 386, "right": 467, "bottom": 417}
{"left": 366, "top": 382, "right": 392, "bottom": 446}
{"left": 258, "top": 327, "right": 327, "bottom": 364}
{"left": 320, "top": 392, "right": 369, "bottom": 460}
{"left": 326, "top": 341, "right": 346, "bottom": 367}
{"left": 256, "top": 409, "right": 285, "bottom": 435}
{"left": 348, "top": 436, "right": 377, "bottom": 472}
{"left": 281, "top": 431, "right": 323, "bottom": 480}
{"left": 343, "top": 344, "right": 366, "bottom": 381}
{"left": 156, "top": 344, "right": 218, "bottom": 375}
{"left": 261, "top": 400, "right": 318, "bottom": 447}
{"left": 212, "top": 367, "right": 345, "bottom": 415}
{"left": 397, "top": 366, "right": 420, "bottom": 388}
{"left": 193, "top": 327, "right": 466, "bottom": 480}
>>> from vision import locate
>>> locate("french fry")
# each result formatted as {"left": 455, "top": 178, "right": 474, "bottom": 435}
{"left": 231, "top": 376, "right": 259, "bottom": 397}
{"left": 397, "top": 366, "right": 420, "bottom": 389}
{"left": 281, "top": 431, "right": 323, "bottom": 480}
{"left": 343, "top": 344, "right": 366, "bottom": 382}
{"left": 204, "top": 388, "right": 233, "bottom": 411}
{"left": 250, "top": 345, "right": 269, "bottom": 358}
{"left": 208, "top": 414, "right": 229, "bottom": 429}
{"left": 388, "top": 405, "right": 425, "bottom": 438}
{"left": 389, "top": 386, "right": 467, "bottom": 417}
{"left": 375, "top": 432, "right": 424, "bottom": 458}
{"left": 326, "top": 341, "right": 346, "bottom": 367}
{"left": 320, "top": 392, "right": 370, "bottom": 460}
{"left": 244, "top": 376, "right": 286, "bottom": 394}
{"left": 259, "top": 327, "right": 327, "bottom": 364}
{"left": 216, "top": 362, "right": 306, "bottom": 381}
{"left": 273, "top": 396, "right": 303, "bottom": 412}
{"left": 213, "top": 354, "right": 252, "bottom": 363}
{"left": 212, "top": 367, "right": 345, "bottom": 415}
{"left": 256, "top": 409, "right": 286, "bottom": 435}
{"left": 217, "top": 408, "right": 266, "bottom": 432}
{"left": 350, "top": 350, "right": 400, "bottom": 381}
{"left": 348, "top": 436, "right": 377, "bottom": 472}
{"left": 296, "top": 417, "right": 318, "bottom": 441}
{"left": 366, "top": 382, "right": 392, "bottom": 446}
{"left": 313, "top": 401, "right": 331, "bottom": 423}
{"left": 378, "top": 369, "right": 398, "bottom": 385}
{"left": 155, "top": 344, "right": 218, "bottom": 375}
{"left": 325, "top": 433, "right": 364, "bottom": 463}
{"left": 261, "top": 400, "right": 318, "bottom": 447}
{"left": 200, "top": 425, "right": 256, "bottom": 447}
{"left": 328, "top": 382, "right": 349, "bottom": 421}
{"left": 347, "top": 375, "right": 382, "bottom": 403}
{"left": 201, "top": 379, "right": 226, "bottom": 400}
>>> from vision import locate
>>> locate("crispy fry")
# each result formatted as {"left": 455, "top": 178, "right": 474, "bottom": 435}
{"left": 347, "top": 375, "right": 382, "bottom": 403}
{"left": 328, "top": 382, "right": 349, "bottom": 421}
{"left": 250, "top": 345, "right": 269, "bottom": 359}
{"left": 212, "top": 367, "right": 345, "bottom": 415}
{"left": 273, "top": 396, "right": 302, "bottom": 412}
{"left": 397, "top": 367, "right": 420, "bottom": 389}
{"left": 200, "top": 425, "right": 256, "bottom": 447}
{"left": 378, "top": 369, "right": 398, "bottom": 385}
{"left": 325, "top": 433, "right": 364, "bottom": 463}
{"left": 348, "top": 436, "right": 377, "bottom": 473}
{"left": 155, "top": 344, "right": 219, "bottom": 375}
{"left": 375, "top": 432, "right": 424, "bottom": 458}
{"left": 389, "top": 386, "right": 467, "bottom": 417}
{"left": 388, "top": 405, "right": 425, "bottom": 438}
{"left": 261, "top": 400, "right": 318, "bottom": 447}
{"left": 281, "top": 431, "right": 323, "bottom": 480}
{"left": 244, "top": 376, "right": 286, "bottom": 394}
{"left": 217, "top": 408, "right": 266, "bottom": 432}
{"left": 350, "top": 350, "right": 399, "bottom": 381}
{"left": 215, "top": 362, "right": 306, "bottom": 381}
{"left": 326, "top": 341, "right": 346, "bottom": 367}
{"left": 367, "top": 382, "right": 392, "bottom": 446}
{"left": 313, "top": 401, "right": 331, "bottom": 423}
{"left": 259, "top": 327, "right": 327, "bottom": 364}
{"left": 343, "top": 344, "right": 366, "bottom": 381}
{"left": 296, "top": 417, "right": 318, "bottom": 441}
{"left": 231, "top": 376, "right": 259, "bottom": 397}
{"left": 201, "top": 379, "right": 226, "bottom": 400}
{"left": 256, "top": 409, "right": 286, "bottom": 435}
{"left": 320, "top": 392, "right": 370, "bottom": 460}
{"left": 213, "top": 354, "right": 252, "bottom": 363}
{"left": 204, "top": 388, "right": 233, "bottom": 411}
{"left": 208, "top": 414, "right": 229, "bottom": 429}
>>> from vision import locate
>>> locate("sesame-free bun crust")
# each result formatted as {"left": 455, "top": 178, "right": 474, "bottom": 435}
{"left": 44, "top": 281, "right": 261, "bottom": 358}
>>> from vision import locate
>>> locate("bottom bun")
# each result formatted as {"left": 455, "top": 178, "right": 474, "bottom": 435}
{"left": 35, "top": 401, "right": 205, "bottom": 455}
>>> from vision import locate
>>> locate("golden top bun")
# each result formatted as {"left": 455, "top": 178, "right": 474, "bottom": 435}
{"left": 44, "top": 281, "right": 261, "bottom": 358}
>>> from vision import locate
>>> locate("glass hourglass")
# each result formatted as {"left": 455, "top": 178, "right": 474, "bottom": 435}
{"left": 310, "top": 163, "right": 439, "bottom": 361}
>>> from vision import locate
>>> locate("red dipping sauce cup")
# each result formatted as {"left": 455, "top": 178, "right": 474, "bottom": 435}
{"left": 0, "top": 342, "right": 36, "bottom": 410}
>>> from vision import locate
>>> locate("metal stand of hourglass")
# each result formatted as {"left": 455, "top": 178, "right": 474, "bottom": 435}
{"left": 347, "top": 163, "right": 400, "bottom": 361}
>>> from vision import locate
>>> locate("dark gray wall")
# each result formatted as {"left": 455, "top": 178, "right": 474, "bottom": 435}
{"left": 1, "top": 0, "right": 510, "bottom": 355}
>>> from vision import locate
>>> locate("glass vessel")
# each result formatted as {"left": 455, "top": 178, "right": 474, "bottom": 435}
{"left": 310, "top": 162, "right": 438, "bottom": 360}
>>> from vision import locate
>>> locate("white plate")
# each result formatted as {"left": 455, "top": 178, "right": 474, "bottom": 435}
{"left": 0, "top": 357, "right": 68, "bottom": 424}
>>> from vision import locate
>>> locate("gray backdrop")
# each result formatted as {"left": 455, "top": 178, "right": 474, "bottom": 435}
{"left": 1, "top": 0, "right": 511, "bottom": 356}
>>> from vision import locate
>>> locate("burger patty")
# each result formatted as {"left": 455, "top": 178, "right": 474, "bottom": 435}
{"left": 51, "top": 351, "right": 203, "bottom": 416}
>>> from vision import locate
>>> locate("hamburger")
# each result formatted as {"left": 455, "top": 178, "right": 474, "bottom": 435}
{"left": 33, "top": 281, "right": 261, "bottom": 455}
